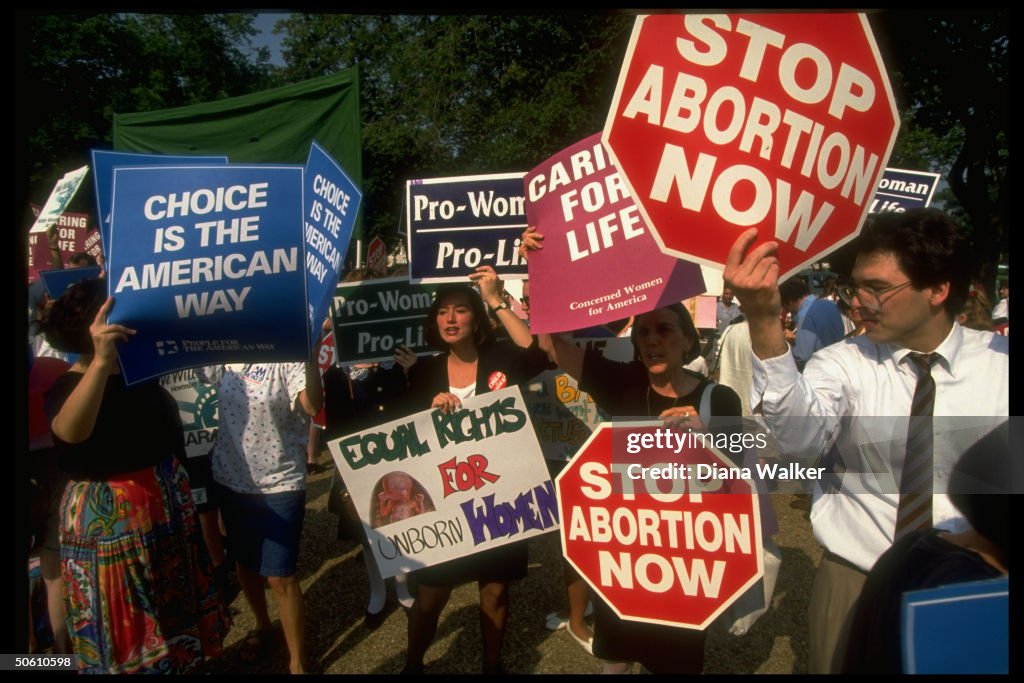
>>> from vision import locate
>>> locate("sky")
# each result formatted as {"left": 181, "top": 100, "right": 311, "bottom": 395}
{"left": 251, "top": 12, "right": 290, "bottom": 66}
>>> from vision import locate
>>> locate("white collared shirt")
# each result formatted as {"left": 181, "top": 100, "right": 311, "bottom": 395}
{"left": 751, "top": 322, "right": 1008, "bottom": 571}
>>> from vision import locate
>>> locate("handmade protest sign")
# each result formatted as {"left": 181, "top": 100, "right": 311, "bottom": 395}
{"left": 869, "top": 167, "right": 942, "bottom": 214}
{"left": 523, "top": 370, "right": 608, "bottom": 464}
{"left": 558, "top": 422, "right": 763, "bottom": 629}
{"left": 26, "top": 206, "right": 101, "bottom": 283}
{"left": 522, "top": 337, "right": 632, "bottom": 463}
{"left": 604, "top": 13, "right": 899, "bottom": 281}
{"left": 91, "top": 150, "right": 229, "bottom": 258}
{"left": 304, "top": 141, "right": 362, "bottom": 342}
{"left": 326, "top": 385, "right": 557, "bottom": 578}
{"left": 330, "top": 277, "right": 439, "bottom": 364}
{"left": 406, "top": 173, "right": 528, "bottom": 282}
{"left": 106, "top": 164, "right": 308, "bottom": 384}
{"left": 29, "top": 165, "right": 90, "bottom": 234}
{"left": 525, "top": 133, "right": 705, "bottom": 334}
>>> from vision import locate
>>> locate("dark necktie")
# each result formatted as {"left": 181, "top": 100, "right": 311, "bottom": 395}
{"left": 895, "top": 352, "right": 939, "bottom": 541}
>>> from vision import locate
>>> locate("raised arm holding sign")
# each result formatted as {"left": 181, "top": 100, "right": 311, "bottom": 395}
{"left": 523, "top": 133, "right": 705, "bottom": 334}
{"left": 603, "top": 13, "right": 899, "bottom": 280}
{"left": 38, "top": 279, "right": 228, "bottom": 673}
{"left": 723, "top": 209, "right": 1009, "bottom": 673}
{"left": 303, "top": 141, "right": 362, "bottom": 344}
{"left": 106, "top": 165, "right": 309, "bottom": 384}
{"left": 393, "top": 267, "right": 551, "bottom": 674}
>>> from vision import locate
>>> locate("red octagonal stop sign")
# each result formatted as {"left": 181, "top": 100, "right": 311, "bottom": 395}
{"left": 603, "top": 13, "right": 899, "bottom": 280}
{"left": 557, "top": 422, "right": 762, "bottom": 630}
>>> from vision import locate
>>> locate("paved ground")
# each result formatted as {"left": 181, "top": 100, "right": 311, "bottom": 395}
{"left": 199, "top": 458, "right": 822, "bottom": 675}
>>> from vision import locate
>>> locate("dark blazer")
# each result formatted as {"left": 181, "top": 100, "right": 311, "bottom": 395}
{"left": 404, "top": 339, "right": 551, "bottom": 412}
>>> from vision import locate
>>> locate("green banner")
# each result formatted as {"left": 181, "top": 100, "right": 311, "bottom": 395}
{"left": 113, "top": 68, "right": 363, "bottom": 241}
{"left": 331, "top": 277, "right": 439, "bottom": 363}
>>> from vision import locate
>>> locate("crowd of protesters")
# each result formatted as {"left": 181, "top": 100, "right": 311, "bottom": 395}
{"left": 25, "top": 205, "right": 1009, "bottom": 674}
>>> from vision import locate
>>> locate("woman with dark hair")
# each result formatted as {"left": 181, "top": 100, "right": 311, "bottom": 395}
{"left": 40, "top": 279, "right": 228, "bottom": 674}
{"left": 402, "top": 265, "right": 549, "bottom": 675}
{"left": 537, "top": 305, "right": 742, "bottom": 674}
{"left": 522, "top": 226, "right": 742, "bottom": 674}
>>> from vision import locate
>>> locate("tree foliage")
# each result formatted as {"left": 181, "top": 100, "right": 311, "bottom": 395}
{"left": 276, "top": 13, "right": 634, "bottom": 245}
{"left": 17, "top": 11, "right": 1008, "bottom": 292}
{"left": 871, "top": 10, "right": 1008, "bottom": 294}
{"left": 20, "top": 12, "right": 274, "bottom": 200}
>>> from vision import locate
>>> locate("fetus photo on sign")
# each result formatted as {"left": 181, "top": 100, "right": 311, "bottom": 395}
{"left": 371, "top": 471, "right": 435, "bottom": 528}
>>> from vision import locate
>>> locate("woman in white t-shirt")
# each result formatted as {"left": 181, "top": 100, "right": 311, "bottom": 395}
{"left": 196, "top": 357, "right": 322, "bottom": 674}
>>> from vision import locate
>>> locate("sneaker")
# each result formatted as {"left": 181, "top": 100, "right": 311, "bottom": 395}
{"left": 545, "top": 611, "right": 568, "bottom": 631}
{"left": 567, "top": 623, "right": 594, "bottom": 655}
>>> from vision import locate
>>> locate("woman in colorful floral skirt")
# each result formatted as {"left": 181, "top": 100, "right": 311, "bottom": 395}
{"left": 41, "top": 278, "right": 229, "bottom": 673}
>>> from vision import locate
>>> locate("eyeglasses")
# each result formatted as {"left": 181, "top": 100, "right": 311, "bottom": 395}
{"left": 836, "top": 280, "right": 913, "bottom": 311}
{"left": 520, "top": 295, "right": 530, "bottom": 306}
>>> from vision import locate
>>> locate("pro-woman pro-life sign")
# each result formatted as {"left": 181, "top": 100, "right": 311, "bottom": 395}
{"left": 330, "top": 277, "right": 439, "bottom": 364}
{"left": 304, "top": 141, "right": 362, "bottom": 341}
{"left": 525, "top": 133, "right": 706, "bottom": 334}
{"left": 326, "top": 385, "right": 558, "bottom": 578}
{"left": 406, "top": 173, "right": 529, "bottom": 282}
{"left": 106, "top": 165, "right": 309, "bottom": 385}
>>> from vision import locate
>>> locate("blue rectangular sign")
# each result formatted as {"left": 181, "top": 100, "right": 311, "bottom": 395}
{"left": 405, "top": 173, "right": 528, "bottom": 283}
{"left": 106, "top": 164, "right": 309, "bottom": 384}
{"left": 91, "top": 150, "right": 229, "bottom": 259}
{"left": 304, "top": 140, "right": 362, "bottom": 342}
{"left": 869, "top": 167, "right": 942, "bottom": 214}
{"left": 902, "top": 576, "right": 1008, "bottom": 674}
{"left": 39, "top": 266, "right": 103, "bottom": 299}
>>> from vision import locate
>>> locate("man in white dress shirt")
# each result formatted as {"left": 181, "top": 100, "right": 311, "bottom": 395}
{"left": 723, "top": 208, "right": 1009, "bottom": 673}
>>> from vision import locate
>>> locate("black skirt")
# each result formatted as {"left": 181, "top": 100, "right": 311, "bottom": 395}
{"left": 591, "top": 595, "right": 706, "bottom": 673}
{"left": 414, "top": 539, "right": 529, "bottom": 587}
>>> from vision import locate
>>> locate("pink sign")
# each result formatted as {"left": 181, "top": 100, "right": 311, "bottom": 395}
{"left": 26, "top": 205, "right": 101, "bottom": 283}
{"left": 682, "top": 295, "right": 719, "bottom": 330}
{"left": 524, "top": 133, "right": 704, "bottom": 334}
{"left": 694, "top": 295, "right": 719, "bottom": 329}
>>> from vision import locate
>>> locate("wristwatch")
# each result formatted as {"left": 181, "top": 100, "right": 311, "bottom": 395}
{"left": 492, "top": 300, "right": 510, "bottom": 312}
